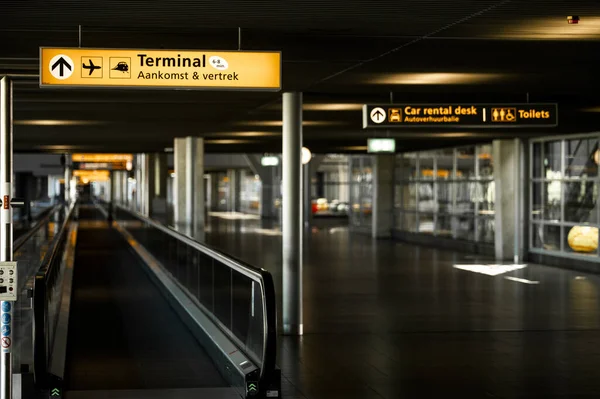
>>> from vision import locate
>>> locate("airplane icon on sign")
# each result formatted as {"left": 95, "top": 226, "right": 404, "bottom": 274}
{"left": 82, "top": 59, "right": 101, "bottom": 75}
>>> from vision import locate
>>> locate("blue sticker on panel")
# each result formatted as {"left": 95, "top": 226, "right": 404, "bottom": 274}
{"left": 1, "top": 313, "right": 10, "bottom": 324}
{"left": 1, "top": 302, "right": 10, "bottom": 313}
{"left": 1, "top": 325, "right": 10, "bottom": 337}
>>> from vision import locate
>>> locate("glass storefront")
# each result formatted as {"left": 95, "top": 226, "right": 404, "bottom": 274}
{"left": 240, "top": 170, "right": 261, "bottom": 215}
{"left": 349, "top": 156, "right": 373, "bottom": 229}
{"left": 394, "top": 145, "right": 495, "bottom": 243}
{"left": 530, "top": 134, "right": 600, "bottom": 259}
{"left": 312, "top": 155, "right": 350, "bottom": 217}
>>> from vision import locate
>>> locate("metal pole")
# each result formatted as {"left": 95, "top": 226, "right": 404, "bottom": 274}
{"left": 63, "top": 157, "right": 70, "bottom": 204}
{"left": 282, "top": 92, "right": 303, "bottom": 335}
{"left": 0, "top": 76, "right": 13, "bottom": 399}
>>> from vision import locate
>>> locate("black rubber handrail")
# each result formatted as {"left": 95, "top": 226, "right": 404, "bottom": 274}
{"left": 32, "top": 204, "right": 75, "bottom": 388}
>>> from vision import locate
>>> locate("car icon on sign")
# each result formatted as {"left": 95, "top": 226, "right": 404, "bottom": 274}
{"left": 112, "top": 62, "right": 129, "bottom": 72}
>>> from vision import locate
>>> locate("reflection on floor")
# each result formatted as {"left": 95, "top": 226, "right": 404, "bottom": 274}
{"left": 196, "top": 213, "right": 600, "bottom": 399}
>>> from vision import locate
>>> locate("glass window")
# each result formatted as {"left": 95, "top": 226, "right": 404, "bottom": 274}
{"left": 478, "top": 217, "right": 494, "bottom": 243}
{"left": 479, "top": 181, "right": 495, "bottom": 214}
{"left": 544, "top": 141, "right": 562, "bottom": 178}
{"left": 436, "top": 182, "right": 452, "bottom": 213}
{"left": 531, "top": 182, "right": 543, "bottom": 221}
{"left": 456, "top": 147, "right": 475, "bottom": 180}
{"left": 402, "top": 212, "right": 418, "bottom": 233}
{"left": 477, "top": 144, "right": 493, "bottom": 179}
{"left": 540, "top": 224, "right": 561, "bottom": 251}
{"left": 532, "top": 142, "right": 542, "bottom": 179}
{"left": 544, "top": 181, "right": 562, "bottom": 222}
{"left": 564, "top": 181, "right": 597, "bottom": 224}
{"left": 418, "top": 213, "right": 434, "bottom": 234}
{"left": 435, "top": 214, "right": 453, "bottom": 237}
{"left": 396, "top": 153, "right": 418, "bottom": 181}
{"left": 419, "top": 152, "right": 435, "bottom": 180}
{"left": 565, "top": 138, "right": 598, "bottom": 178}
{"left": 402, "top": 183, "right": 417, "bottom": 210}
{"left": 436, "top": 149, "right": 454, "bottom": 180}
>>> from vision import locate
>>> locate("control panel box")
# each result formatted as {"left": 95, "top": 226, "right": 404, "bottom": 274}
{"left": 0, "top": 262, "right": 17, "bottom": 301}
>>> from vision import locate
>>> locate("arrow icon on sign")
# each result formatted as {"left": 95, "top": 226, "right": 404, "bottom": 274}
{"left": 51, "top": 388, "right": 60, "bottom": 396}
{"left": 51, "top": 57, "right": 72, "bottom": 77}
{"left": 370, "top": 107, "right": 386, "bottom": 124}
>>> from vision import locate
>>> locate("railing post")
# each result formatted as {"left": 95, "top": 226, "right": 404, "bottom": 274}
{"left": 0, "top": 76, "right": 14, "bottom": 399}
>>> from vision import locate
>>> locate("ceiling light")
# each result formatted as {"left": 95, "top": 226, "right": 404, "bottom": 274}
{"left": 303, "top": 103, "right": 363, "bottom": 111}
{"left": 302, "top": 147, "right": 312, "bottom": 164}
{"left": 15, "top": 120, "right": 104, "bottom": 126}
{"left": 490, "top": 17, "right": 600, "bottom": 40}
{"left": 367, "top": 72, "right": 504, "bottom": 85}
{"left": 338, "top": 146, "right": 368, "bottom": 151}
{"left": 235, "top": 120, "right": 344, "bottom": 127}
{"left": 164, "top": 147, "right": 174, "bottom": 152}
{"left": 205, "top": 139, "right": 255, "bottom": 144}
{"left": 211, "top": 131, "right": 279, "bottom": 137}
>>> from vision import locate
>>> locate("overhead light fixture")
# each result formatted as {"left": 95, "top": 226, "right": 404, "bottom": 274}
{"left": 164, "top": 147, "right": 174, "bottom": 152}
{"left": 303, "top": 103, "right": 363, "bottom": 111}
{"left": 366, "top": 73, "right": 504, "bottom": 85}
{"left": 235, "top": 120, "right": 344, "bottom": 127}
{"left": 205, "top": 139, "right": 255, "bottom": 144}
{"left": 15, "top": 120, "right": 104, "bottom": 126}
{"left": 302, "top": 147, "right": 312, "bottom": 164}
{"left": 211, "top": 131, "right": 279, "bottom": 137}
{"left": 490, "top": 17, "right": 600, "bottom": 39}
{"left": 338, "top": 146, "right": 368, "bottom": 151}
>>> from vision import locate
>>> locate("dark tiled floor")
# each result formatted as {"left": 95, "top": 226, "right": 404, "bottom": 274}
{"left": 197, "top": 215, "right": 600, "bottom": 398}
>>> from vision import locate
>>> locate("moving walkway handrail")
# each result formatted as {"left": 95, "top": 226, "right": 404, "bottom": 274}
{"left": 14, "top": 204, "right": 62, "bottom": 252}
{"left": 32, "top": 204, "right": 75, "bottom": 387}
{"left": 114, "top": 204, "right": 277, "bottom": 387}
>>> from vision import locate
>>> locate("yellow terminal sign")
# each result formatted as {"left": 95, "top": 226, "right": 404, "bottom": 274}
{"left": 40, "top": 48, "right": 281, "bottom": 91}
{"left": 71, "top": 153, "right": 133, "bottom": 163}
{"left": 73, "top": 170, "right": 111, "bottom": 182}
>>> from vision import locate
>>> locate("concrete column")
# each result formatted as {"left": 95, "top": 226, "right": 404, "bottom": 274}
{"left": 122, "top": 171, "right": 128, "bottom": 207}
{"left": 372, "top": 154, "right": 395, "bottom": 238}
{"left": 209, "top": 173, "right": 219, "bottom": 211}
{"left": 150, "top": 152, "right": 168, "bottom": 219}
{"left": 174, "top": 137, "right": 204, "bottom": 234}
{"left": 282, "top": 92, "right": 303, "bottom": 335}
{"left": 64, "top": 155, "right": 71, "bottom": 203}
{"left": 493, "top": 139, "right": 523, "bottom": 262}
{"left": 227, "top": 169, "right": 241, "bottom": 212}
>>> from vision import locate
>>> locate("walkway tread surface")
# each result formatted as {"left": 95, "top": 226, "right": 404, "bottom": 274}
{"left": 64, "top": 206, "right": 227, "bottom": 391}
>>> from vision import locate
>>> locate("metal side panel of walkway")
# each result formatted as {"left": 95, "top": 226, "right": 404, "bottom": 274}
{"left": 63, "top": 206, "right": 236, "bottom": 398}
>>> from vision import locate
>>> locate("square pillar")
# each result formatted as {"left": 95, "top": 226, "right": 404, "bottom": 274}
{"left": 493, "top": 139, "right": 524, "bottom": 262}
{"left": 174, "top": 137, "right": 204, "bottom": 234}
{"left": 372, "top": 154, "right": 395, "bottom": 238}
